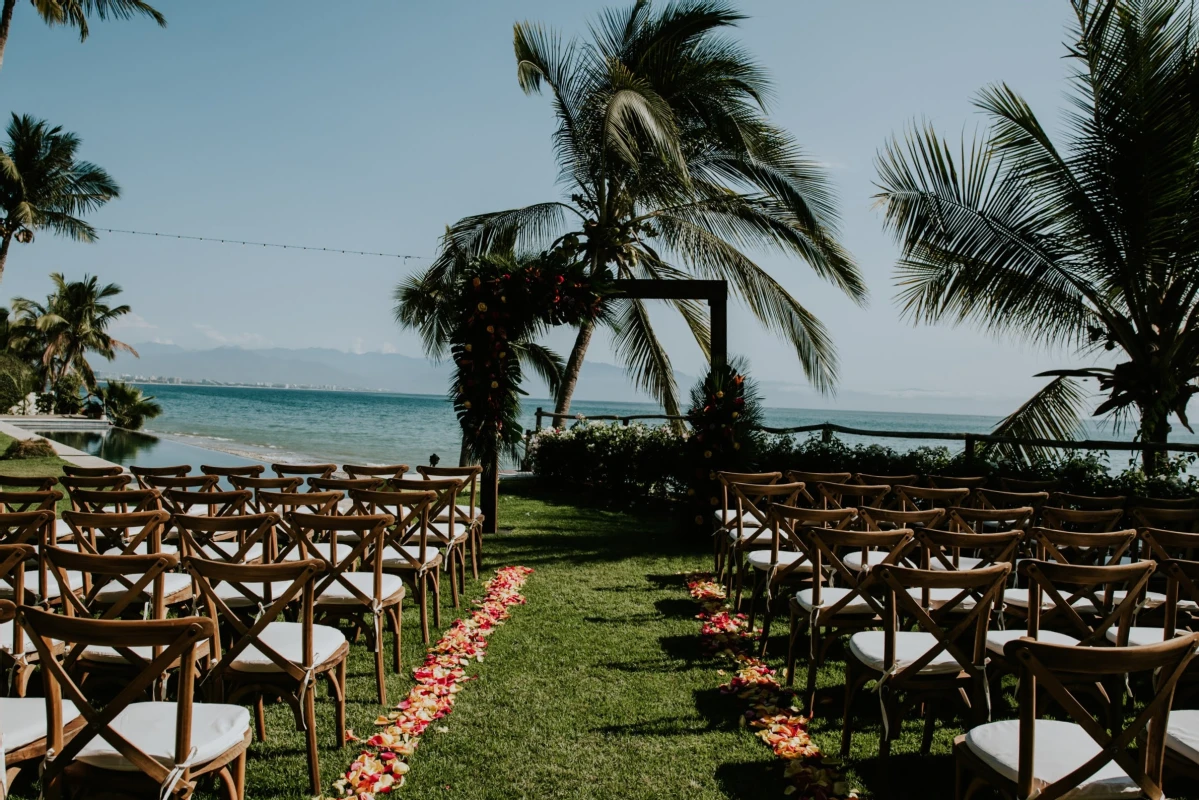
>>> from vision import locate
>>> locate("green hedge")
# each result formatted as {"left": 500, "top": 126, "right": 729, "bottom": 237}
{"left": 528, "top": 425, "right": 1199, "bottom": 500}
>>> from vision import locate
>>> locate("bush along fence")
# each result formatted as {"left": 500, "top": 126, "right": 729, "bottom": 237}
{"left": 524, "top": 369, "right": 1199, "bottom": 509}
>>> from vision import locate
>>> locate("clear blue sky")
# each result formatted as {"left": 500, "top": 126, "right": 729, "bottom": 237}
{"left": 0, "top": 0, "right": 1090, "bottom": 415}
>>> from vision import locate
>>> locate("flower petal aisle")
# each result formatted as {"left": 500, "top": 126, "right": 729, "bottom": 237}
{"left": 332, "top": 566, "right": 533, "bottom": 798}
{"left": 686, "top": 573, "right": 857, "bottom": 799}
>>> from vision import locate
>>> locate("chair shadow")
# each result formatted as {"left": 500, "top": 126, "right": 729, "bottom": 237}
{"left": 852, "top": 752, "right": 956, "bottom": 799}
{"left": 693, "top": 686, "right": 748, "bottom": 733}
{"left": 713, "top": 760, "right": 787, "bottom": 799}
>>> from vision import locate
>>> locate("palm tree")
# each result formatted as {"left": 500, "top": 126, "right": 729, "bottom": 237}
{"left": 0, "top": 114, "right": 120, "bottom": 286}
{"left": 0, "top": 0, "right": 165, "bottom": 72}
{"left": 95, "top": 379, "right": 160, "bottom": 430}
{"left": 874, "top": 0, "right": 1199, "bottom": 472}
{"left": 397, "top": 0, "right": 865, "bottom": 419}
{"left": 12, "top": 272, "right": 137, "bottom": 390}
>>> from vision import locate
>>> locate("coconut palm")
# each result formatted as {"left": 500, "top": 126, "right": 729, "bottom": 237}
{"left": 874, "top": 0, "right": 1199, "bottom": 472}
{"left": 0, "top": 114, "right": 120, "bottom": 286}
{"left": 397, "top": 0, "right": 865, "bottom": 418}
{"left": 11, "top": 272, "right": 137, "bottom": 390}
{"left": 95, "top": 379, "right": 160, "bottom": 430}
{"left": 0, "top": 0, "right": 165, "bottom": 71}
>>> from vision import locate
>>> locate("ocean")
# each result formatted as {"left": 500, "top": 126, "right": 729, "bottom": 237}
{"left": 96, "top": 383, "right": 1192, "bottom": 473}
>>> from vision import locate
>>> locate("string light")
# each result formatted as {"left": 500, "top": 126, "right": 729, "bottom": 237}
{"left": 93, "top": 227, "right": 433, "bottom": 260}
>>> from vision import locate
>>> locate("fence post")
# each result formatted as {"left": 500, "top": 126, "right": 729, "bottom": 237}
{"left": 821, "top": 424, "right": 833, "bottom": 443}
{"left": 534, "top": 407, "right": 544, "bottom": 432}
{"left": 964, "top": 435, "right": 977, "bottom": 465}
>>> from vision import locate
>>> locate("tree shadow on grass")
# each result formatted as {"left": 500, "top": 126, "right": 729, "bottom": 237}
{"left": 693, "top": 686, "right": 749, "bottom": 733}
{"left": 654, "top": 597, "right": 698, "bottom": 619}
{"left": 714, "top": 760, "right": 787, "bottom": 799}
{"left": 851, "top": 752, "right": 956, "bottom": 799}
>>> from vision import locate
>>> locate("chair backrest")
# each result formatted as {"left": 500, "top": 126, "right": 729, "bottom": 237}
{"left": 0, "top": 488, "right": 61, "bottom": 514}
{"left": 142, "top": 474, "right": 219, "bottom": 495}
{"left": 0, "top": 475, "right": 58, "bottom": 492}
{"left": 767, "top": 503, "right": 856, "bottom": 574}
{"left": 256, "top": 490, "right": 341, "bottom": 561}
{"left": 176, "top": 512, "right": 277, "bottom": 565}
{"left": 874, "top": 563, "right": 1010, "bottom": 682}
{"left": 999, "top": 476, "right": 1061, "bottom": 493}
{"left": 163, "top": 488, "right": 250, "bottom": 520}
{"left": 894, "top": 485, "right": 970, "bottom": 512}
{"left": 129, "top": 464, "right": 191, "bottom": 489}
{"left": 60, "top": 509, "right": 170, "bottom": 557}
{"left": 0, "top": 544, "right": 35, "bottom": 652}
{"left": 928, "top": 475, "right": 987, "bottom": 491}
{"left": 1029, "top": 527, "right": 1137, "bottom": 568}
{"left": 47, "top": 545, "right": 177, "bottom": 634}
{"left": 21, "top": 607, "right": 216, "bottom": 800}
{"left": 786, "top": 470, "right": 851, "bottom": 486}
{"left": 916, "top": 528, "right": 1023, "bottom": 572}
{"left": 1139, "top": 527, "right": 1199, "bottom": 564}
{"left": 1047, "top": 492, "right": 1127, "bottom": 511}
{"left": 1005, "top": 633, "right": 1199, "bottom": 800}
{"left": 389, "top": 476, "right": 465, "bottom": 535}
{"left": 813, "top": 481, "right": 889, "bottom": 511}
{"left": 1020, "top": 559, "right": 1155, "bottom": 645}
{"left": 200, "top": 463, "right": 266, "bottom": 479}
{"left": 344, "top": 464, "right": 409, "bottom": 480}
{"left": 349, "top": 489, "right": 438, "bottom": 569}
{"left": 976, "top": 488, "right": 1050, "bottom": 513}
{"left": 718, "top": 471, "right": 782, "bottom": 514}
{"left": 416, "top": 465, "right": 481, "bottom": 514}
{"left": 1130, "top": 506, "right": 1199, "bottom": 533}
{"left": 858, "top": 506, "right": 945, "bottom": 531}
{"left": 725, "top": 481, "right": 806, "bottom": 544}
{"left": 60, "top": 474, "right": 132, "bottom": 502}
{"left": 1041, "top": 506, "right": 1124, "bottom": 533}
{"left": 271, "top": 463, "right": 336, "bottom": 481}
{"left": 804, "top": 528, "right": 915, "bottom": 618}
{"left": 947, "top": 505, "right": 1034, "bottom": 534}
{"left": 229, "top": 476, "right": 302, "bottom": 513}
{"left": 67, "top": 488, "right": 161, "bottom": 517}
{"left": 308, "top": 476, "right": 383, "bottom": 495}
{"left": 855, "top": 473, "right": 918, "bottom": 487}
{"left": 290, "top": 512, "right": 395, "bottom": 609}
{"left": 1131, "top": 495, "right": 1199, "bottom": 510}
{"left": 60, "top": 464, "right": 123, "bottom": 478}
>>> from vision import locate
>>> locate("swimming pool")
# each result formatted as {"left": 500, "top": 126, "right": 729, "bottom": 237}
{"left": 34, "top": 428, "right": 263, "bottom": 472}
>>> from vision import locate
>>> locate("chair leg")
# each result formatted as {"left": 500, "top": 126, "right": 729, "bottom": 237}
{"left": 304, "top": 689, "right": 320, "bottom": 797}
{"left": 840, "top": 660, "right": 858, "bottom": 758}
{"left": 921, "top": 698, "right": 937, "bottom": 755}
{"left": 759, "top": 594, "right": 775, "bottom": 658}
{"left": 419, "top": 573, "right": 430, "bottom": 644}
{"left": 335, "top": 659, "right": 347, "bottom": 747}
{"left": 470, "top": 529, "right": 479, "bottom": 580}
{"left": 432, "top": 569, "right": 442, "bottom": 628}
{"left": 254, "top": 695, "right": 267, "bottom": 742}
{"left": 734, "top": 558, "right": 746, "bottom": 611}
{"left": 374, "top": 632, "right": 386, "bottom": 706}
{"left": 747, "top": 569, "right": 761, "bottom": 630}
{"left": 449, "top": 548, "right": 460, "bottom": 609}
{"left": 785, "top": 604, "right": 799, "bottom": 687}
{"left": 227, "top": 749, "right": 246, "bottom": 800}
{"left": 805, "top": 632, "right": 822, "bottom": 720}
{"left": 390, "top": 606, "right": 402, "bottom": 672}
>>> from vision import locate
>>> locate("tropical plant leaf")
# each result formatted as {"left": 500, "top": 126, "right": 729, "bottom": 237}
{"left": 987, "top": 375, "right": 1090, "bottom": 465}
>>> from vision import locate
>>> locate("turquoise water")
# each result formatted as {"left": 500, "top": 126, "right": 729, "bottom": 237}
{"left": 99, "top": 383, "right": 1183, "bottom": 472}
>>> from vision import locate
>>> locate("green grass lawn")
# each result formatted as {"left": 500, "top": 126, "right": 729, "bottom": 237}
{"left": 0, "top": 432, "right": 72, "bottom": 514}
{"left": 4, "top": 481, "right": 1192, "bottom": 799}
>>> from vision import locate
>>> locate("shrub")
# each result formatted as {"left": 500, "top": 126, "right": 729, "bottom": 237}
{"left": 2, "top": 438, "right": 57, "bottom": 459}
{"left": 96, "top": 380, "right": 162, "bottom": 430}
{"left": 527, "top": 421, "right": 685, "bottom": 499}
{"left": 0, "top": 354, "right": 35, "bottom": 413}
{"left": 51, "top": 373, "right": 85, "bottom": 415}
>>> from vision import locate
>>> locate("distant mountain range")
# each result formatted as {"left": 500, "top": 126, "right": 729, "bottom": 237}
{"left": 99, "top": 342, "right": 1026, "bottom": 415}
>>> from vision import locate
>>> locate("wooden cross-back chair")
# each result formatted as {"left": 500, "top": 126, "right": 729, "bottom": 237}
{"left": 948, "top": 506, "right": 1034, "bottom": 536}
{"left": 1021, "top": 560, "right": 1155, "bottom": 649}
{"left": 714, "top": 471, "right": 782, "bottom": 573}
{"left": 999, "top": 476, "right": 1061, "bottom": 493}
{"left": 343, "top": 464, "right": 408, "bottom": 481}
{"left": 955, "top": 633, "right": 1199, "bottom": 800}
{"left": 61, "top": 508, "right": 176, "bottom": 560}
{"left": 60, "top": 475, "right": 133, "bottom": 508}
{"left": 812, "top": 481, "right": 889, "bottom": 512}
{"left": 0, "top": 509, "right": 63, "bottom": 608}
{"left": 1047, "top": 491, "right": 1127, "bottom": 511}
{"left": 976, "top": 489, "right": 1050, "bottom": 521}
{"left": 390, "top": 476, "right": 473, "bottom": 596}
{"left": 271, "top": 463, "right": 336, "bottom": 483}
{"left": 930, "top": 475, "right": 988, "bottom": 492}
{"left": 290, "top": 512, "right": 404, "bottom": 704}
{"left": 46, "top": 545, "right": 200, "bottom": 690}
{"left": 129, "top": 464, "right": 191, "bottom": 489}
{"left": 349, "top": 488, "right": 442, "bottom": 643}
{"left": 0, "top": 488, "right": 61, "bottom": 555}
{"left": 186, "top": 556, "right": 345, "bottom": 795}
{"left": 848, "top": 507, "right": 944, "bottom": 572}
{"left": 1133, "top": 495, "right": 1199, "bottom": 510}
{"left": 787, "top": 527, "right": 916, "bottom": 715}
{"left": 856, "top": 473, "right": 918, "bottom": 488}
{"left": 228, "top": 476, "right": 301, "bottom": 515}
{"left": 0, "top": 475, "right": 58, "bottom": 492}
{"left": 1130, "top": 506, "right": 1199, "bottom": 534}
{"left": 22, "top": 606, "right": 251, "bottom": 800}
{"left": 786, "top": 470, "right": 851, "bottom": 486}
{"left": 201, "top": 464, "right": 266, "bottom": 480}
{"left": 65, "top": 488, "right": 163, "bottom": 553}
{"left": 417, "top": 464, "right": 485, "bottom": 569}
{"left": 163, "top": 488, "right": 249, "bottom": 526}
{"left": 0, "top": 598, "right": 86, "bottom": 788}
{"left": 256, "top": 490, "right": 341, "bottom": 564}
{"left": 1004, "top": 528, "right": 1141, "bottom": 622}
{"left": 0, "top": 544, "right": 58, "bottom": 696}
{"left": 723, "top": 481, "right": 806, "bottom": 607}
{"left": 842, "top": 562, "right": 1010, "bottom": 758}
{"left": 1040, "top": 506, "right": 1125, "bottom": 534}
{"left": 60, "top": 465, "right": 123, "bottom": 478}
{"left": 895, "top": 485, "right": 971, "bottom": 514}
{"left": 143, "top": 475, "right": 219, "bottom": 497}
{"left": 918, "top": 528, "right": 1023, "bottom": 581}
{"left": 307, "top": 477, "right": 383, "bottom": 516}
{"left": 176, "top": 512, "right": 274, "bottom": 567}
{"left": 748, "top": 504, "right": 856, "bottom": 652}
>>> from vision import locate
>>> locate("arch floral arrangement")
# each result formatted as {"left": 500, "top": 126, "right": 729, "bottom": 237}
{"left": 450, "top": 247, "right": 607, "bottom": 466}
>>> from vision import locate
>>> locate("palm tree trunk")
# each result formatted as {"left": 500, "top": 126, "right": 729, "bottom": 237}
{"left": 552, "top": 320, "right": 594, "bottom": 425}
{"left": 0, "top": 0, "right": 15, "bottom": 73}
{"left": 1139, "top": 404, "right": 1171, "bottom": 475}
{"left": 0, "top": 233, "right": 11, "bottom": 286}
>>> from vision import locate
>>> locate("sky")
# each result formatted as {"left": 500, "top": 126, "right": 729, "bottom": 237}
{"left": 0, "top": 0, "right": 1097, "bottom": 415}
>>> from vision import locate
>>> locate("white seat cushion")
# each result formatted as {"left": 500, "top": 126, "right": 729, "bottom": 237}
{"left": 1102, "top": 626, "right": 1177, "bottom": 646}
{"left": 848, "top": 631, "right": 963, "bottom": 675}
{"left": 101, "top": 543, "right": 179, "bottom": 557}
{"left": 0, "top": 619, "right": 38, "bottom": 654}
{"left": 0, "top": 570, "right": 83, "bottom": 600}
{"left": 726, "top": 526, "right": 770, "bottom": 543}
{"left": 795, "top": 587, "right": 874, "bottom": 616}
{"left": 929, "top": 556, "right": 984, "bottom": 571}
{"left": 1002, "top": 588, "right": 1096, "bottom": 614}
{"left": 745, "top": 550, "right": 812, "bottom": 572}
{"left": 985, "top": 629, "right": 1079, "bottom": 655}
{"left": 229, "top": 621, "right": 345, "bottom": 672}
{"left": 964, "top": 719, "right": 1139, "bottom": 797}
{"left": 381, "top": 546, "right": 439, "bottom": 568}
{"left": 436, "top": 504, "right": 479, "bottom": 521}
{"left": 315, "top": 573, "right": 405, "bottom": 605}
{"left": 80, "top": 641, "right": 207, "bottom": 665}
{"left": 1109, "top": 589, "right": 1167, "bottom": 609}
{"left": 94, "top": 573, "right": 193, "bottom": 604}
{"left": 213, "top": 581, "right": 297, "bottom": 608}
{"left": 1166, "top": 709, "right": 1199, "bottom": 765}
{"left": 713, "top": 509, "right": 740, "bottom": 527}
{"left": 281, "top": 542, "right": 347, "bottom": 563}
{"left": 0, "top": 697, "right": 82, "bottom": 751}
{"left": 843, "top": 550, "right": 888, "bottom": 572}
{"left": 75, "top": 701, "right": 249, "bottom": 771}
{"left": 426, "top": 522, "right": 469, "bottom": 543}
{"left": 905, "top": 587, "right": 977, "bottom": 610}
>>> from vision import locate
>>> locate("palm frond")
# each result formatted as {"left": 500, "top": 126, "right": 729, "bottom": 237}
{"left": 609, "top": 297, "right": 680, "bottom": 415}
{"left": 988, "top": 375, "right": 1090, "bottom": 465}
{"left": 513, "top": 341, "right": 566, "bottom": 400}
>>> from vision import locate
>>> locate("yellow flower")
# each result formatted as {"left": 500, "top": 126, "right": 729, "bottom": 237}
{"left": 465, "top": 344, "right": 472, "bottom": 352}
{"left": 686, "top": 488, "right": 695, "bottom": 496}
{"left": 704, "top": 450, "right": 713, "bottom": 459}
{"left": 733, "top": 442, "right": 741, "bottom": 450}
{"left": 499, "top": 351, "right": 507, "bottom": 358}
{"left": 731, "top": 411, "right": 739, "bottom": 419}
{"left": 463, "top": 401, "right": 472, "bottom": 409}
{"left": 694, "top": 515, "right": 704, "bottom": 525}
{"left": 486, "top": 325, "right": 495, "bottom": 334}
{"left": 477, "top": 302, "right": 488, "bottom": 312}
{"left": 500, "top": 295, "right": 507, "bottom": 303}
{"left": 709, "top": 497, "right": 719, "bottom": 506}
{"left": 490, "top": 381, "right": 499, "bottom": 389}
{"left": 716, "top": 391, "right": 724, "bottom": 399}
